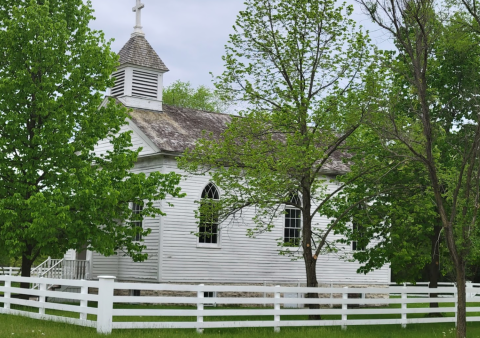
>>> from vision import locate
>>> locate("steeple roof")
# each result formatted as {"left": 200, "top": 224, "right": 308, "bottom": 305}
{"left": 118, "top": 35, "right": 169, "bottom": 72}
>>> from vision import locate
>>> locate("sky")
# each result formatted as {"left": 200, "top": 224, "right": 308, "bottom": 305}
{"left": 88, "top": 0, "right": 393, "bottom": 89}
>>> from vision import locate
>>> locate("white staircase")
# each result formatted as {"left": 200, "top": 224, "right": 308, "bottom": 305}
{"left": 31, "top": 258, "right": 90, "bottom": 290}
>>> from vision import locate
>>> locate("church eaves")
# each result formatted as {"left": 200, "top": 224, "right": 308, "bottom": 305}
{"left": 118, "top": 35, "right": 169, "bottom": 72}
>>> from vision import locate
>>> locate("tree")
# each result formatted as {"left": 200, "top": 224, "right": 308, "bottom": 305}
{"left": 178, "top": 0, "right": 372, "bottom": 317}
{"left": 0, "top": 0, "right": 184, "bottom": 281}
{"left": 163, "top": 80, "right": 229, "bottom": 113}
{"left": 356, "top": 1, "right": 480, "bottom": 335}
{"left": 332, "top": 127, "right": 444, "bottom": 310}
{"left": 0, "top": 238, "right": 10, "bottom": 271}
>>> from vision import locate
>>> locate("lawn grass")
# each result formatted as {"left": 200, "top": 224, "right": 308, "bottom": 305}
{"left": 1, "top": 313, "right": 478, "bottom": 338}
{"left": 1, "top": 295, "right": 479, "bottom": 337}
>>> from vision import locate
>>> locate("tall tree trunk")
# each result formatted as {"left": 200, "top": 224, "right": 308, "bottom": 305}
{"left": 301, "top": 182, "right": 321, "bottom": 320}
{"left": 16, "top": 254, "right": 35, "bottom": 300}
{"left": 455, "top": 262, "right": 467, "bottom": 338}
{"left": 304, "top": 254, "right": 321, "bottom": 320}
{"left": 20, "top": 254, "right": 33, "bottom": 290}
{"left": 428, "top": 224, "right": 441, "bottom": 314}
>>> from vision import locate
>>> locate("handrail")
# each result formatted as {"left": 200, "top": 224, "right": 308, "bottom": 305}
{"left": 31, "top": 258, "right": 50, "bottom": 276}
{"left": 31, "top": 259, "right": 64, "bottom": 290}
{"left": 62, "top": 260, "right": 89, "bottom": 280}
{"left": 31, "top": 258, "right": 63, "bottom": 277}
{"left": 41, "top": 259, "right": 64, "bottom": 277}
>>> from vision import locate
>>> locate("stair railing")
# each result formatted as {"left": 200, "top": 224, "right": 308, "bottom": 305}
{"left": 31, "top": 259, "right": 64, "bottom": 290}
{"left": 31, "top": 258, "right": 63, "bottom": 278}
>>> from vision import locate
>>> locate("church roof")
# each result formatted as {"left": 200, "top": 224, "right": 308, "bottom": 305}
{"left": 127, "top": 104, "right": 349, "bottom": 174}
{"left": 128, "top": 104, "right": 231, "bottom": 153}
{"left": 118, "top": 35, "right": 169, "bottom": 72}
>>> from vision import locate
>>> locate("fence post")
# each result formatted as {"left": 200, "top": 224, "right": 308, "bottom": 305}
{"left": 39, "top": 281, "right": 46, "bottom": 316}
{"left": 401, "top": 283, "right": 407, "bottom": 329}
{"left": 4, "top": 278, "right": 11, "bottom": 310}
{"left": 80, "top": 284, "right": 88, "bottom": 321}
{"left": 264, "top": 281, "right": 267, "bottom": 307}
{"left": 342, "top": 287, "right": 348, "bottom": 330}
{"left": 197, "top": 284, "right": 204, "bottom": 334}
{"left": 330, "top": 282, "right": 333, "bottom": 308}
{"left": 274, "top": 285, "right": 280, "bottom": 333}
{"left": 466, "top": 281, "right": 473, "bottom": 299}
{"left": 97, "top": 276, "right": 115, "bottom": 335}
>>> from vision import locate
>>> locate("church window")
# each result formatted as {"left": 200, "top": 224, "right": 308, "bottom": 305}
{"left": 132, "top": 202, "right": 143, "bottom": 241}
{"left": 284, "top": 194, "right": 302, "bottom": 246}
{"left": 352, "top": 223, "right": 366, "bottom": 251}
{"left": 199, "top": 183, "right": 220, "bottom": 244}
{"left": 352, "top": 205, "right": 366, "bottom": 251}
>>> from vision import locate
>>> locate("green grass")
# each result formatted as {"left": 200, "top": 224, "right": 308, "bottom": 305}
{"left": 1, "top": 294, "right": 480, "bottom": 337}
{"left": 1, "top": 313, "right": 479, "bottom": 338}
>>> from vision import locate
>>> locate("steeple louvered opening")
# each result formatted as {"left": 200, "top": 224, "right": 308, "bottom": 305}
{"left": 111, "top": 70, "right": 126, "bottom": 97}
{"left": 132, "top": 69, "right": 158, "bottom": 99}
{"left": 111, "top": 19, "right": 168, "bottom": 110}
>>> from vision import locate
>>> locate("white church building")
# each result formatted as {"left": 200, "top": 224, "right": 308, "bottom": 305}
{"left": 64, "top": 2, "right": 390, "bottom": 286}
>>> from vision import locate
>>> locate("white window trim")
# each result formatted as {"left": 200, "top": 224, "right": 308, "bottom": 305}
{"left": 197, "top": 183, "right": 221, "bottom": 248}
{"left": 284, "top": 195, "right": 302, "bottom": 247}
{"left": 131, "top": 202, "right": 144, "bottom": 242}
{"left": 196, "top": 242, "right": 222, "bottom": 249}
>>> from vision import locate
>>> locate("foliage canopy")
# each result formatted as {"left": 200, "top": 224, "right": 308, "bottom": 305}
{"left": 179, "top": 0, "right": 373, "bottom": 306}
{"left": 163, "top": 80, "right": 228, "bottom": 113}
{"left": 0, "top": 0, "right": 184, "bottom": 274}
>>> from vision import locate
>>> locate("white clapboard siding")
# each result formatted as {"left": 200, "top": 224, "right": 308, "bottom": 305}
{"left": 93, "top": 121, "right": 157, "bottom": 158}
{"left": 158, "top": 157, "right": 390, "bottom": 284}
{"left": 91, "top": 154, "right": 389, "bottom": 284}
{"left": 91, "top": 160, "right": 163, "bottom": 281}
{"left": 91, "top": 253, "right": 119, "bottom": 278}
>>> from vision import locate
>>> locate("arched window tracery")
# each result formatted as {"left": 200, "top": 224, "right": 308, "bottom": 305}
{"left": 199, "top": 183, "right": 220, "bottom": 244}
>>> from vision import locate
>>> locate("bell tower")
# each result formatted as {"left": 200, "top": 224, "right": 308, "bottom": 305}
{"left": 111, "top": 0, "right": 169, "bottom": 111}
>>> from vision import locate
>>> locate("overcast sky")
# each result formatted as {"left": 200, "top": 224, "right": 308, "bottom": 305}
{"left": 88, "top": 0, "right": 392, "bottom": 89}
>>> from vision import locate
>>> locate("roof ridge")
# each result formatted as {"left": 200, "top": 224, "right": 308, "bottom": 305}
{"left": 162, "top": 104, "right": 236, "bottom": 117}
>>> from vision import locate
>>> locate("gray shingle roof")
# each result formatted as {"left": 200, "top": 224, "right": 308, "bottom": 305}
{"left": 129, "top": 104, "right": 231, "bottom": 153}
{"left": 118, "top": 35, "right": 169, "bottom": 72}
{"left": 126, "top": 104, "right": 349, "bottom": 174}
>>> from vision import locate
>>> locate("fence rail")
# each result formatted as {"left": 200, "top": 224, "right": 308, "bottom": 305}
{"left": 0, "top": 267, "right": 21, "bottom": 276}
{"left": 1, "top": 275, "right": 479, "bottom": 334}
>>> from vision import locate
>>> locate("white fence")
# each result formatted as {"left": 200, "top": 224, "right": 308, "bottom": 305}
{"left": 1, "top": 275, "right": 480, "bottom": 334}
{"left": 0, "top": 267, "right": 21, "bottom": 276}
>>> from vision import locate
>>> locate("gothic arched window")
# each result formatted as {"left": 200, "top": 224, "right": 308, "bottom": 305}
{"left": 131, "top": 202, "right": 143, "bottom": 241}
{"left": 284, "top": 194, "right": 302, "bottom": 246}
{"left": 352, "top": 204, "right": 367, "bottom": 251}
{"left": 199, "top": 183, "right": 220, "bottom": 244}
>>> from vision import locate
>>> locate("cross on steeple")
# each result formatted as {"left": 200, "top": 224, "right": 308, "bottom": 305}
{"left": 132, "top": 0, "right": 145, "bottom": 37}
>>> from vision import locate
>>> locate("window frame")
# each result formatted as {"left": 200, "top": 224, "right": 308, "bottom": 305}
{"left": 197, "top": 183, "right": 221, "bottom": 248}
{"left": 131, "top": 202, "right": 144, "bottom": 242}
{"left": 284, "top": 194, "right": 302, "bottom": 247}
{"left": 352, "top": 204, "right": 366, "bottom": 251}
